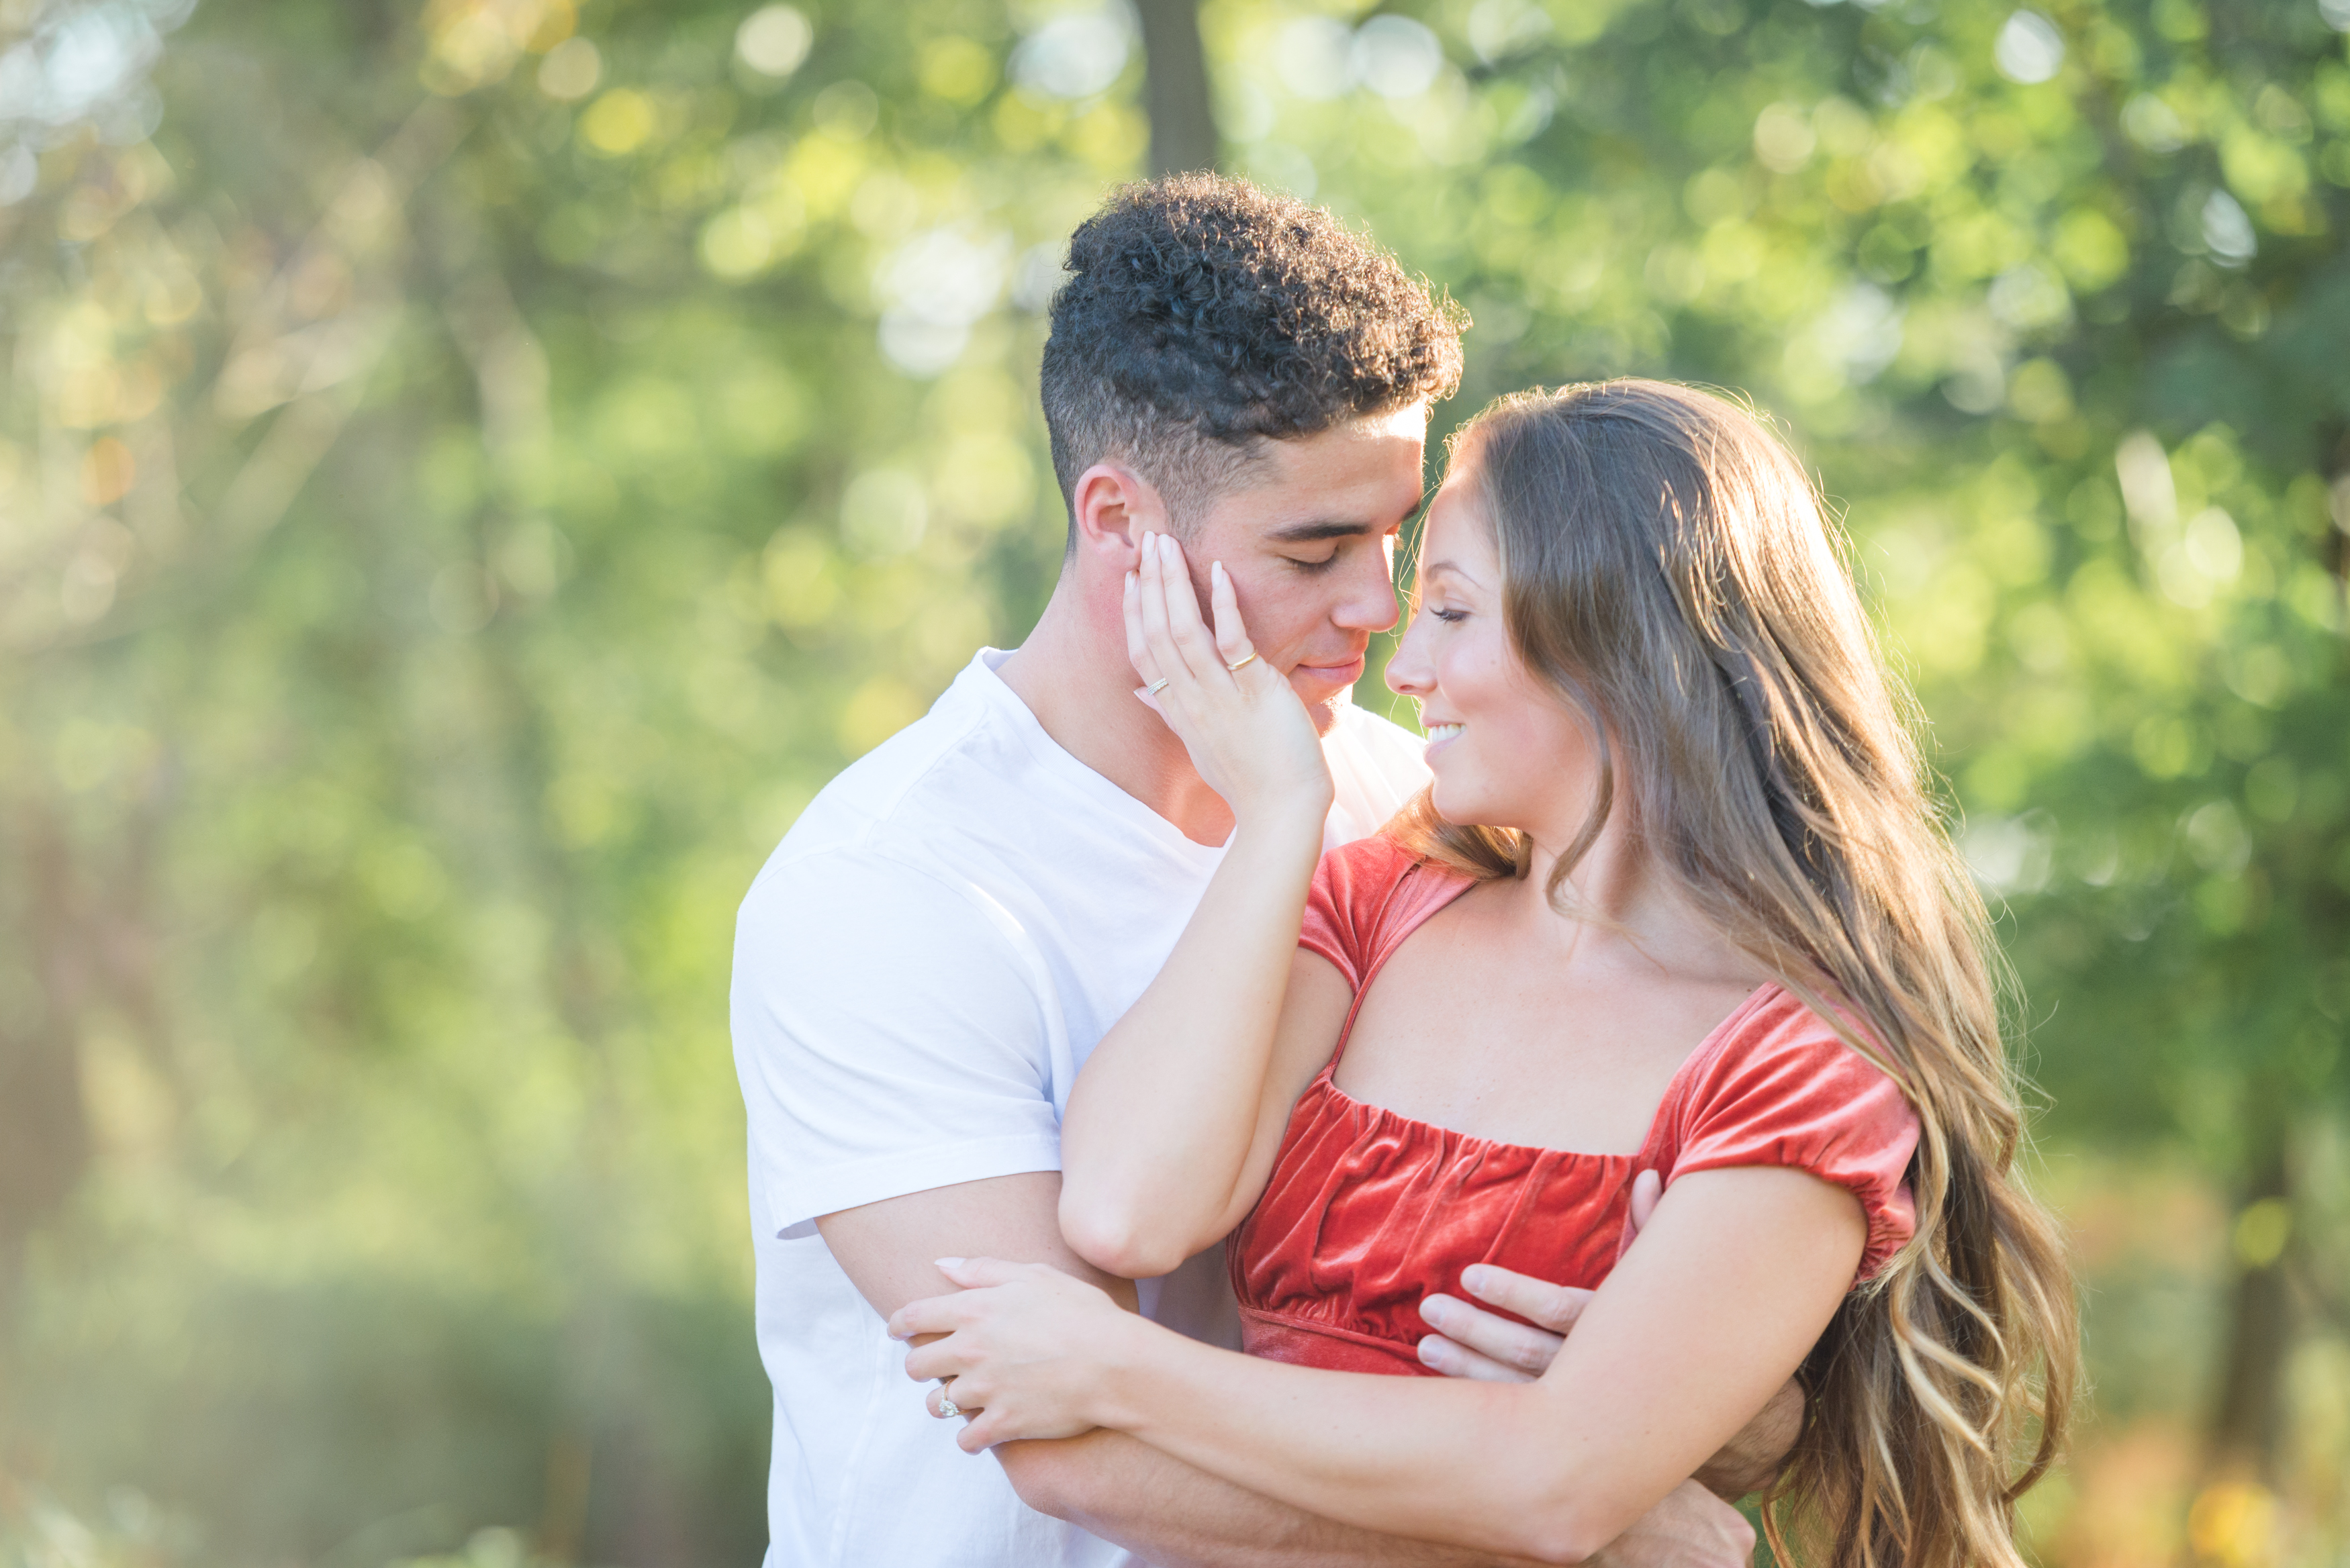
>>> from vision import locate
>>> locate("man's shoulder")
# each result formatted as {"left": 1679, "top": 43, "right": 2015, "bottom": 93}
{"left": 768, "top": 683, "right": 991, "bottom": 857}
{"left": 738, "top": 672, "right": 1053, "bottom": 936}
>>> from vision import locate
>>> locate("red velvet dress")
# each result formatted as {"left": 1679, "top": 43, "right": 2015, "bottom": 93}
{"left": 1230, "top": 835, "right": 1922, "bottom": 1376}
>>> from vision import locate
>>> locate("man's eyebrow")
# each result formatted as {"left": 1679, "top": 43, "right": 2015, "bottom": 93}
{"left": 1264, "top": 518, "right": 1376, "bottom": 542}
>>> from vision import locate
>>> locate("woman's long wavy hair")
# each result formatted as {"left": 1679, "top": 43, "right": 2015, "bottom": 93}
{"left": 1393, "top": 381, "right": 2078, "bottom": 1568}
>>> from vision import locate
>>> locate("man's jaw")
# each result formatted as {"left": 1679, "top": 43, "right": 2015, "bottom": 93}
{"left": 1286, "top": 652, "right": 1369, "bottom": 736}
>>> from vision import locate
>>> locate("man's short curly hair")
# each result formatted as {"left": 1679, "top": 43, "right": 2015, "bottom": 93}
{"left": 1039, "top": 175, "right": 1466, "bottom": 538}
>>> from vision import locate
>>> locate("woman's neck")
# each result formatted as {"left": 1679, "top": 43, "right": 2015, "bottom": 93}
{"left": 1507, "top": 811, "right": 1755, "bottom": 987}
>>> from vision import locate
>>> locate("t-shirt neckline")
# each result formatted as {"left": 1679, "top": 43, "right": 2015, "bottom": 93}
{"left": 968, "top": 648, "right": 1225, "bottom": 871}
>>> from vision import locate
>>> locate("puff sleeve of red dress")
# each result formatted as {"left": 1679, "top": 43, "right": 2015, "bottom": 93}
{"left": 1295, "top": 833, "right": 1452, "bottom": 990}
{"left": 1646, "top": 992, "right": 1922, "bottom": 1283}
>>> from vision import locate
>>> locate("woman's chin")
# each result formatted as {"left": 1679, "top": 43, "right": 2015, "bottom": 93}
{"left": 1426, "top": 785, "right": 1483, "bottom": 827}
{"left": 1427, "top": 785, "right": 1531, "bottom": 842}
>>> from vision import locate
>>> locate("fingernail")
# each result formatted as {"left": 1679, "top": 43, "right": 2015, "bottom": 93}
{"left": 1461, "top": 1265, "right": 1491, "bottom": 1292}
{"left": 935, "top": 1257, "right": 965, "bottom": 1269}
{"left": 1420, "top": 1295, "right": 1453, "bottom": 1323}
{"left": 1417, "top": 1337, "right": 1446, "bottom": 1366}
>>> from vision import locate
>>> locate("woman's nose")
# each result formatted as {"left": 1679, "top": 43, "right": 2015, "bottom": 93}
{"left": 1386, "top": 622, "right": 1432, "bottom": 695}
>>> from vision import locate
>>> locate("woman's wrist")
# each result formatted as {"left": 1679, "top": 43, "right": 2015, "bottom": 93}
{"left": 1228, "top": 791, "right": 1334, "bottom": 851}
{"left": 1086, "top": 1307, "right": 1179, "bottom": 1434}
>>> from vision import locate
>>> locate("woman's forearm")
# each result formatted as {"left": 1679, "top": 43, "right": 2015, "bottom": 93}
{"left": 1058, "top": 807, "right": 1327, "bottom": 1276}
{"left": 1094, "top": 1320, "right": 1612, "bottom": 1565}
{"left": 1060, "top": 1171, "right": 1861, "bottom": 1563}
{"left": 907, "top": 1176, "right": 1856, "bottom": 1561}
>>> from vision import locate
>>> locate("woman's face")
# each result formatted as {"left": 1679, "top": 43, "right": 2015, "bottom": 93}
{"left": 1386, "top": 459, "right": 1599, "bottom": 842}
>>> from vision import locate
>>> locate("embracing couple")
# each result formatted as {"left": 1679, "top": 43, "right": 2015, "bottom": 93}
{"left": 732, "top": 175, "right": 2076, "bottom": 1568}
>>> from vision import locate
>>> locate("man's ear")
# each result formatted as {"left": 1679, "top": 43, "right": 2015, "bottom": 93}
{"left": 1070, "top": 462, "right": 1170, "bottom": 567}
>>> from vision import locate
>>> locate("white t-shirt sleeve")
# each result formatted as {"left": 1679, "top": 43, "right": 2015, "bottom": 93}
{"left": 731, "top": 847, "right": 1066, "bottom": 1239}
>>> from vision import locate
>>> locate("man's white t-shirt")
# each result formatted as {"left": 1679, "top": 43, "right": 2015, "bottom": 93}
{"left": 731, "top": 648, "right": 1431, "bottom": 1568}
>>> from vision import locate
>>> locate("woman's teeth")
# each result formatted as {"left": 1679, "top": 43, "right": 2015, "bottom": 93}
{"left": 1425, "top": 724, "right": 1464, "bottom": 743}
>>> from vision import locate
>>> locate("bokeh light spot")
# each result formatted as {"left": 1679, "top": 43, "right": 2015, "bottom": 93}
{"left": 81, "top": 436, "right": 135, "bottom": 506}
{"left": 1753, "top": 103, "right": 1815, "bottom": 172}
{"left": 578, "top": 88, "right": 655, "bottom": 155}
{"left": 737, "top": 5, "right": 813, "bottom": 78}
{"left": 537, "top": 36, "right": 600, "bottom": 101}
{"left": 919, "top": 36, "right": 996, "bottom": 106}
{"left": 1994, "top": 10, "right": 2066, "bottom": 85}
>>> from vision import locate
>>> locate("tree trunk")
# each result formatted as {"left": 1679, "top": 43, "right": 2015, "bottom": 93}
{"left": 0, "top": 797, "right": 94, "bottom": 1328}
{"left": 1134, "top": 0, "right": 1217, "bottom": 177}
{"left": 2204, "top": 1120, "right": 2292, "bottom": 1482}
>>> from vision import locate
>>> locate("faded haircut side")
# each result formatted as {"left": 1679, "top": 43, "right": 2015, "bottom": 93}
{"left": 1039, "top": 173, "right": 1465, "bottom": 542}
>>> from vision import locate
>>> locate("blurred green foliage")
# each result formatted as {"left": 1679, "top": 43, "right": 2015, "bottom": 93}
{"left": 0, "top": 0, "right": 2344, "bottom": 1563}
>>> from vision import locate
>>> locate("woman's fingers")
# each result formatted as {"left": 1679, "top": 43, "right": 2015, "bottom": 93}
{"left": 901, "top": 1338, "right": 965, "bottom": 1381}
{"left": 1208, "top": 560, "right": 1260, "bottom": 677}
{"left": 1134, "top": 532, "right": 1223, "bottom": 703}
{"left": 926, "top": 1381, "right": 978, "bottom": 1419}
{"left": 1152, "top": 534, "right": 1229, "bottom": 685}
{"left": 935, "top": 1257, "right": 1032, "bottom": 1288}
{"left": 888, "top": 1293, "right": 968, "bottom": 1342}
{"left": 1123, "top": 569, "right": 1163, "bottom": 695}
{"left": 1135, "top": 533, "right": 1184, "bottom": 695}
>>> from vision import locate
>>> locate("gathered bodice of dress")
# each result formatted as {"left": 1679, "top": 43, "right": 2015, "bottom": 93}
{"left": 1228, "top": 834, "right": 1922, "bottom": 1376}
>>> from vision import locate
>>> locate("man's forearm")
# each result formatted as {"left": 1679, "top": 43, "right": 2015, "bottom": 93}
{"left": 1000, "top": 1428, "right": 1544, "bottom": 1568}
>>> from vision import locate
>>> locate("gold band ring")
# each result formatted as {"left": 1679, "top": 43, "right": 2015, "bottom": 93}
{"left": 1226, "top": 652, "right": 1258, "bottom": 673}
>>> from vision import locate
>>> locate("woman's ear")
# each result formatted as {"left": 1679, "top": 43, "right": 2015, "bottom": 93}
{"left": 1071, "top": 462, "right": 1170, "bottom": 568}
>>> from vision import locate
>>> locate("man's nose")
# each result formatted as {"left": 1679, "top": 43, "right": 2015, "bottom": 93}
{"left": 1333, "top": 548, "right": 1402, "bottom": 634}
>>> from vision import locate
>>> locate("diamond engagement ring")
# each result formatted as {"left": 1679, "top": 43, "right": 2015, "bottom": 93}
{"left": 1146, "top": 677, "right": 1171, "bottom": 695}
{"left": 1225, "top": 651, "right": 1257, "bottom": 672}
{"left": 936, "top": 1382, "right": 961, "bottom": 1420}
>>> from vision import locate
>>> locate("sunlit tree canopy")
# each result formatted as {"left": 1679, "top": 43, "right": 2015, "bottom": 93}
{"left": 2, "top": 0, "right": 2345, "bottom": 1561}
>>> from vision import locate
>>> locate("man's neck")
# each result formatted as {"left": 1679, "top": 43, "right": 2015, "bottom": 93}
{"left": 996, "top": 581, "right": 1239, "bottom": 848}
